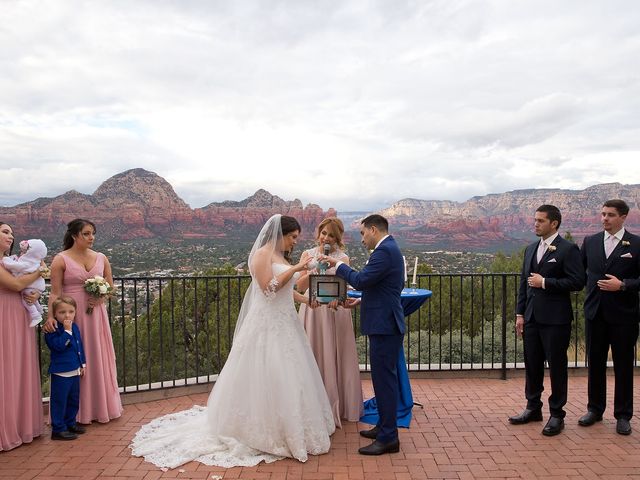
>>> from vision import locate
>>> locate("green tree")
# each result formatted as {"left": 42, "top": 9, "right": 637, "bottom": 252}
{"left": 483, "top": 248, "right": 525, "bottom": 274}
{"left": 110, "top": 266, "right": 251, "bottom": 389}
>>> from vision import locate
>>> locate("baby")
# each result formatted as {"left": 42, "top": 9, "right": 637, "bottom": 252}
{"left": 2, "top": 238, "right": 48, "bottom": 327}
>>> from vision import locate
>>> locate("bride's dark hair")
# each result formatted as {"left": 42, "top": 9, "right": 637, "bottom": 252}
{"left": 281, "top": 215, "right": 301, "bottom": 263}
{"left": 281, "top": 216, "right": 301, "bottom": 236}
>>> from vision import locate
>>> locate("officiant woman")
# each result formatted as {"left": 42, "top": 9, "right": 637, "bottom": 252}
{"left": 297, "top": 217, "right": 363, "bottom": 427}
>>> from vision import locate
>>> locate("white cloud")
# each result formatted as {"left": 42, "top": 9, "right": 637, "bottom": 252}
{"left": 1, "top": 0, "right": 639, "bottom": 211}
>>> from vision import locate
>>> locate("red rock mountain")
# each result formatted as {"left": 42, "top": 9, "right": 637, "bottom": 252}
{"left": 381, "top": 183, "right": 640, "bottom": 250}
{"left": 0, "top": 169, "right": 336, "bottom": 242}
{"left": 2, "top": 169, "right": 639, "bottom": 251}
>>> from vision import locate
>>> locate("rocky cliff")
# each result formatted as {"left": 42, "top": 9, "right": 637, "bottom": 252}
{"left": 0, "top": 169, "right": 335, "bottom": 242}
{"left": 381, "top": 183, "right": 640, "bottom": 249}
{"left": 3, "top": 169, "right": 639, "bottom": 251}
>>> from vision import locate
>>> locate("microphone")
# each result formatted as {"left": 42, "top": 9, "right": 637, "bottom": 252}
{"left": 319, "top": 243, "right": 331, "bottom": 274}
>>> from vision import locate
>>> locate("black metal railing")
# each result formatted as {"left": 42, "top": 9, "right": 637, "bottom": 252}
{"left": 36, "top": 273, "right": 607, "bottom": 396}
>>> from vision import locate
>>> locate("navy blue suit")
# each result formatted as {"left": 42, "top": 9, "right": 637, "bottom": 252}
{"left": 336, "top": 235, "right": 405, "bottom": 443}
{"left": 517, "top": 235, "right": 584, "bottom": 417}
{"left": 45, "top": 322, "right": 86, "bottom": 433}
{"left": 581, "top": 230, "right": 640, "bottom": 420}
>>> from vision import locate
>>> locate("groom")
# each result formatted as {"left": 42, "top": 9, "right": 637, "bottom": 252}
{"left": 325, "top": 214, "right": 405, "bottom": 455}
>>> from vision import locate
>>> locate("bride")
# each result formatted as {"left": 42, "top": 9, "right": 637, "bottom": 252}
{"left": 130, "top": 215, "right": 336, "bottom": 468}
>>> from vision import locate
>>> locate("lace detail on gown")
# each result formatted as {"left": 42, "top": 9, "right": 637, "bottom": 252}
{"left": 130, "top": 264, "right": 335, "bottom": 469}
{"left": 263, "top": 276, "right": 279, "bottom": 299}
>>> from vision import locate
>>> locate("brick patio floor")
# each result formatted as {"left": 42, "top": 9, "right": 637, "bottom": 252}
{"left": 2, "top": 376, "right": 640, "bottom": 479}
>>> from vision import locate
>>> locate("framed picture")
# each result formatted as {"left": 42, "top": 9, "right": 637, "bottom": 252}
{"left": 308, "top": 274, "right": 347, "bottom": 304}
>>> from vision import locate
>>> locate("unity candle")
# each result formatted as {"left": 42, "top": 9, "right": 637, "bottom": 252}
{"left": 412, "top": 257, "right": 418, "bottom": 285}
{"left": 403, "top": 256, "right": 407, "bottom": 283}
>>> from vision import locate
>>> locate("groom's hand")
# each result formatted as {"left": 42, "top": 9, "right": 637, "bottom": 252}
{"left": 321, "top": 255, "right": 338, "bottom": 267}
{"left": 342, "top": 298, "right": 360, "bottom": 309}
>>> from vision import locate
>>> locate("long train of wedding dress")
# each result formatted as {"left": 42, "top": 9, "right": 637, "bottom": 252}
{"left": 130, "top": 264, "right": 335, "bottom": 468}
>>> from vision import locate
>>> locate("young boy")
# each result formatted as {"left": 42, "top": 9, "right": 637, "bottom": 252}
{"left": 45, "top": 296, "right": 87, "bottom": 440}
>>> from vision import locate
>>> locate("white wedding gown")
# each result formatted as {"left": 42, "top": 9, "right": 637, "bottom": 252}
{"left": 130, "top": 264, "right": 336, "bottom": 468}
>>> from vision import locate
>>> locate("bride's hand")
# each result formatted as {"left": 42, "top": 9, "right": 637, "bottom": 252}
{"left": 295, "top": 251, "right": 313, "bottom": 272}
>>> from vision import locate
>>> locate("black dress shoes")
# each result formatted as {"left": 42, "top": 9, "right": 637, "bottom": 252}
{"left": 358, "top": 439, "right": 400, "bottom": 455}
{"left": 508, "top": 409, "right": 543, "bottom": 425}
{"left": 616, "top": 419, "right": 632, "bottom": 435}
{"left": 68, "top": 424, "right": 86, "bottom": 434}
{"left": 359, "top": 426, "right": 379, "bottom": 439}
{"left": 578, "top": 411, "right": 603, "bottom": 426}
{"left": 51, "top": 431, "right": 78, "bottom": 441}
{"left": 542, "top": 417, "right": 564, "bottom": 436}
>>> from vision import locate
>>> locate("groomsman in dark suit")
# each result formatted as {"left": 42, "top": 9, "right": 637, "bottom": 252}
{"left": 578, "top": 199, "right": 640, "bottom": 435}
{"left": 509, "top": 205, "right": 585, "bottom": 436}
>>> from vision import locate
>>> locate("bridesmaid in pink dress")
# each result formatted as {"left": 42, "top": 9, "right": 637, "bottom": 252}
{"left": 0, "top": 222, "right": 44, "bottom": 451}
{"left": 297, "top": 217, "right": 363, "bottom": 428}
{"left": 45, "top": 219, "right": 122, "bottom": 424}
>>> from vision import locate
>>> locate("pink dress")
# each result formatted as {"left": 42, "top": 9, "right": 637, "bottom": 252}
{"left": 58, "top": 252, "right": 123, "bottom": 424}
{"left": 298, "top": 248, "right": 363, "bottom": 428}
{"left": 0, "top": 263, "right": 44, "bottom": 451}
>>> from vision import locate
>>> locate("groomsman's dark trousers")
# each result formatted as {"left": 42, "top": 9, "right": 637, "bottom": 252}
{"left": 586, "top": 312, "right": 639, "bottom": 420}
{"left": 523, "top": 319, "right": 571, "bottom": 418}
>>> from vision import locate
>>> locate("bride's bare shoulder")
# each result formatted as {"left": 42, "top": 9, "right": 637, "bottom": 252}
{"left": 253, "top": 246, "right": 271, "bottom": 259}
{"left": 252, "top": 247, "right": 278, "bottom": 267}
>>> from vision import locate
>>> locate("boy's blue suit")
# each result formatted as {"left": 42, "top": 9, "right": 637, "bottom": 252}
{"left": 336, "top": 235, "right": 405, "bottom": 444}
{"left": 45, "top": 322, "right": 86, "bottom": 433}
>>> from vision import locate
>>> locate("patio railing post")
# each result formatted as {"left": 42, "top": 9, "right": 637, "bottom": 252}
{"left": 501, "top": 274, "right": 508, "bottom": 380}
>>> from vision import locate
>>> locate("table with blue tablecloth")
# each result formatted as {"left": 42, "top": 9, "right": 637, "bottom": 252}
{"left": 348, "top": 288, "right": 432, "bottom": 427}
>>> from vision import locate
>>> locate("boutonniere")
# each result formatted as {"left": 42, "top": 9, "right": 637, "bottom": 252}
{"left": 547, "top": 245, "right": 556, "bottom": 252}
{"left": 622, "top": 240, "right": 630, "bottom": 246}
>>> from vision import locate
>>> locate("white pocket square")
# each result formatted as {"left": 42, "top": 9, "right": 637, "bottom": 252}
{"left": 547, "top": 258, "right": 557, "bottom": 263}
{"left": 621, "top": 253, "right": 633, "bottom": 258}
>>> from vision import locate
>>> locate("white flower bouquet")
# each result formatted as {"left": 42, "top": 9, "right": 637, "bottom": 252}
{"left": 83, "top": 275, "right": 113, "bottom": 314}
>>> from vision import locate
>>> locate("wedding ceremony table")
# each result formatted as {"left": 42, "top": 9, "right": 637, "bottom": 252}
{"left": 348, "top": 288, "right": 432, "bottom": 427}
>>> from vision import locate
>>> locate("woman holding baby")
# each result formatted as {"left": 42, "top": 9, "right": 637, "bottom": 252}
{"left": 0, "top": 221, "right": 45, "bottom": 451}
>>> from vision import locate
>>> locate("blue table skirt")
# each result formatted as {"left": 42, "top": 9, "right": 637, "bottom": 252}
{"left": 348, "top": 288, "right": 432, "bottom": 428}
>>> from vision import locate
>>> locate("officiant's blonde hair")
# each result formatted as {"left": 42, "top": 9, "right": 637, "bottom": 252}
{"left": 316, "top": 217, "right": 345, "bottom": 250}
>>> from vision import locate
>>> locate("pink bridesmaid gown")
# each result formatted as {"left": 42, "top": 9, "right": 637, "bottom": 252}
{"left": 299, "top": 248, "right": 363, "bottom": 428}
{"left": 58, "top": 253, "right": 122, "bottom": 424}
{"left": 0, "top": 263, "right": 44, "bottom": 451}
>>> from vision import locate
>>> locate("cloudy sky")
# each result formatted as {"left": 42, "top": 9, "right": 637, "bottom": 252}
{"left": 1, "top": 0, "right": 639, "bottom": 211}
